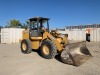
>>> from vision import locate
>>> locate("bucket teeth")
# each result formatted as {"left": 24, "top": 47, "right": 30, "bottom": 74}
{"left": 61, "top": 41, "right": 92, "bottom": 66}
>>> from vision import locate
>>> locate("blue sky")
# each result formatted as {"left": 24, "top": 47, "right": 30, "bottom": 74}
{"left": 0, "top": 0, "right": 100, "bottom": 29}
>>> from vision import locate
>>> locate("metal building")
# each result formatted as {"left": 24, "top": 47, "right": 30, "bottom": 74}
{"left": 1, "top": 28, "right": 24, "bottom": 44}
{"left": 57, "top": 24, "right": 100, "bottom": 42}
{"left": 65, "top": 24, "right": 100, "bottom": 30}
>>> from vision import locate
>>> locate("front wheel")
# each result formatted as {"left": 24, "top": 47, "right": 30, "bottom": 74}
{"left": 40, "top": 39, "right": 57, "bottom": 59}
{"left": 21, "top": 39, "right": 32, "bottom": 54}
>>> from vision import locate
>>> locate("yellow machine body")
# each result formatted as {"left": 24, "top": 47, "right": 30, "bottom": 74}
{"left": 22, "top": 29, "right": 68, "bottom": 51}
{"left": 21, "top": 17, "right": 92, "bottom": 66}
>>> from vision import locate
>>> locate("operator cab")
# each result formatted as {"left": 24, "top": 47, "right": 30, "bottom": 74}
{"left": 29, "top": 17, "right": 49, "bottom": 37}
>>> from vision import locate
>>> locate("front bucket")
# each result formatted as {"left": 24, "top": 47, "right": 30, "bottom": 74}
{"left": 61, "top": 41, "right": 92, "bottom": 66}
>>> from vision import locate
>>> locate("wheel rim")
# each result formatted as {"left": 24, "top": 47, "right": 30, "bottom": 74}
{"left": 22, "top": 43, "right": 27, "bottom": 51}
{"left": 43, "top": 45, "right": 49, "bottom": 55}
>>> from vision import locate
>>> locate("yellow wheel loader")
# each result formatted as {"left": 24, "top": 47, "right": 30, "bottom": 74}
{"left": 20, "top": 17, "right": 92, "bottom": 66}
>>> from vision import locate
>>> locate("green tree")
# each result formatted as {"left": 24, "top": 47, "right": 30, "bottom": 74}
{"left": 6, "top": 19, "right": 21, "bottom": 28}
{"left": 21, "top": 20, "right": 29, "bottom": 29}
{"left": 0, "top": 26, "right": 4, "bottom": 33}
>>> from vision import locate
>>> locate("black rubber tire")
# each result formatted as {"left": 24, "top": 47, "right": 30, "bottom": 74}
{"left": 40, "top": 39, "right": 57, "bottom": 59}
{"left": 21, "top": 39, "right": 32, "bottom": 54}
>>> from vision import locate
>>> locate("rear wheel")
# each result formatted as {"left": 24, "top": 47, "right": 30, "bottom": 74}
{"left": 40, "top": 39, "right": 57, "bottom": 59}
{"left": 21, "top": 39, "right": 32, "bottom": 54}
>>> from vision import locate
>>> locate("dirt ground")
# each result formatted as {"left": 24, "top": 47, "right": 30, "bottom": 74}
{"left": 0, "top": 42, "right": 100, "bottom": 75}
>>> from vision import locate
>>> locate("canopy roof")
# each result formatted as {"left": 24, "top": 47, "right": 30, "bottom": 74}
{"left": 29, "top": 17, "right": 49, "bottom": 21}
